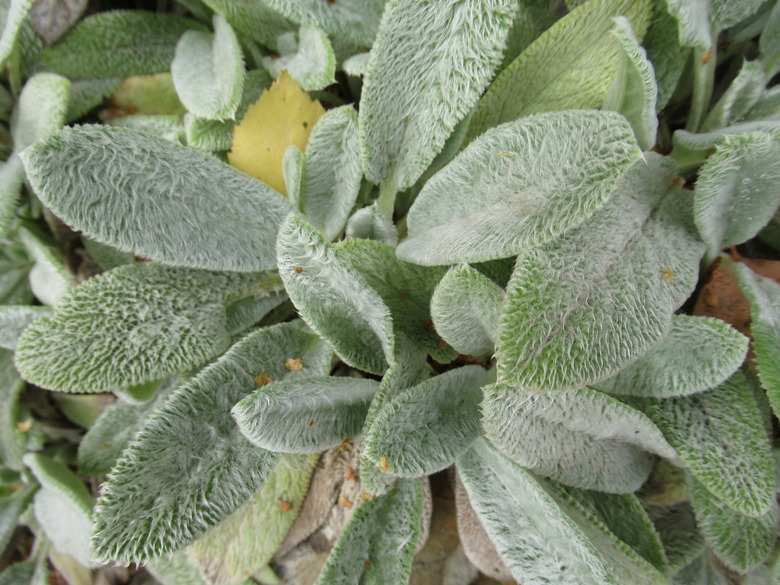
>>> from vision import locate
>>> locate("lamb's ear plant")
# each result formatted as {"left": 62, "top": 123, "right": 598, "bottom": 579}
{"left": 0, "top": 0, "right": 778, "bottom": 584}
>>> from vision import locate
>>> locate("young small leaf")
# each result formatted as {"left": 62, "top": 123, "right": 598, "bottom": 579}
{"left": 261, "top": 26, "right": 335, "bottom": 91}
{"left": 648, "top": 503, "right": 706, "bottom": 572}
{"left": 200, "top": 0, "right": 295, "bottom": 50}
{"left": 18, "top": 225, "right": 72, "bottom": 307}
{"left": 345, "top": 203, "right": 397, "bottom": 245}
{"left": 0, "top": 156, "right": 25, "bottom": 238}
{"left": 0, "top": 350, "right": 27, "bottom": 471}
{"left": 397, "top": 110, "right": 641, "bottom": 265}
{"left": 700, "top": 61, "right": 765, "bottom": 132}
{"left": 21, "top": 125, "right": 291, "bottom": 272}
{"left": 0, "top": 305, "right": 53, "bottom": 350}
{"left": 0, "top": 0, "right": 35, "bottom": 67}
{"left": 643, "top": 1, "right": 689, "bottom": 111}
{"left": 11, "top": 72, "right": 70, "bottom": 152}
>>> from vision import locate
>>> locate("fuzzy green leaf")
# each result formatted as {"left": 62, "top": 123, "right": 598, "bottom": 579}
{"left": 483, "top": 384, "right": 675, "bottom": 492}
{"left": 315, "top": 478, "right": 423, "bottom": 585}
{"left": 184, "top": 114, "right": 232, "bottom": 151}
{"left": 225, "top": 291, "right": 288, "bottom": 336}
{"left": 0, "top": 244, "right": 32, "bottom": 306}
{"left": 11, "top": 72, "right": 70, "bottom": 152}
{"left": 147, "top": 551, "right": 210, "bottom": 585}
{"left": 644, "top": 370, "right": 775, "bottom": 517}
{"left": 594, "top": 315, "right": 748, "bottom": 398}
{"left": 701, "top": 61, "right": 766, "bottom": 132}
{"left": 21, "top": 125, "right": 291, "bottom": 272}
{"left": 760, "top": 0, "right": 780, "bottom": 76}
{"left": 261, "top": 26, "right": 335, "bottom": 91}
{"left": 172, "top": 14, "right": 244, "bottom": 120}
{"left": 234, "top": 377, "right": 379, "bottom": 454}
{"left": 0, "top": 0, "right": 34, "bottom": 66}
{"left": 694, "top": 132, "right": 780, "bottom": 257}
{"left": 345, "top": 203, "right": 397, "bottom": 245}
{"left": 662, "top": 0, "right": 713, "bottom": 49}
{"left": 66, "top": 78, "right": 121, "bottom": 123}
{"left": 498, "top": 154, "right": 704, "bottom": 391}
{"left": 0, "top": 350, "right": 26, "bottom": 471}
{"left": 430, "top": 264, "right": 503, "bottom": 357}
{"left": 18, "top": 225, "right": 72, "bottom": 307}
{"left": 467, "top": 0, "right": 651, "bottom": 140}
{"left": 91, "top": 322, "right": 331, "bottom": 564}
{"left": 15, "top": 263, "right": 276, "bottom": 393}
{"left": 364, "top": 365, "right": 488, "bottom": 478}
{"left": 299, "top": 106, "right": 362, "bottom": 240}
{"left": 644, "top": 1, "right": 689, "bottom": 111}
{"left": 673, "top": 121, "right": 780, "bottom": 154}
{"left": 398, "top": 110, "right": 641, "bottom": 266}
{"left": 277, "top": 214, "right": 394, "bottom": 375}
{"left": 200, "top": 0, "right": 295, "bottom": 50}
{"left": 648, "top": 503, "right": 706, "bottom": 573}
{"left": 0, "top": 155, "right": 25, "bottom": 239}
{"left": 0, "top": 305, "right": 52, "bottom": 350}
{"left": 360, "top": 0, "right": 515, "bottom": 191}
{"left": 284, "top": 145, "right": 304, "bottom": 208}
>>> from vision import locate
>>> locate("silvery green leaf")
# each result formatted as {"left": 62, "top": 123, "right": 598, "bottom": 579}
{"left": 299, "top": 106, "right": 362, "bottom": 241}
{"left": 43, "top": 10, "right": 208, "bottom": 78}
{"left": 648, "top": 503, "right": 706, "bottom": 572}
{"left": 602, "top": 17, "right": 657, "bottom": 150}
{"left": 0, "top": 484, "right": 35, "bottom": 557}
{"left": 277, "top": 214, "right": 394, "bottom": 375}
{"left": 77, "top": 381, "right": 174, "bottom": 475}
{"left": 673, "top": 121, "right": 780, "bottom": 153}
{"left": 234, "top": 377, "right": 379, "bottom": 454}
{"left": 342, "top": 52, "right": 369, "bottom": 77}
{"left": 498, "top": 154, "right": 704, "bottom": 391}
{"left": 82, "top": 238, "right": 135, "bottom": 272}
{"left": 259, "top": 0, "right": 383, "bottom": 47}
{"left": 183, "top": 114, "right": 232, "bottom": 151}
{"left": 91, "top": 322, "right": 331, "bottom": 564}
{"left": 689, "top": 475, "right": 777, "bottom": 573}
{"left": 430, "top": 264, "right": 503, "bottom": 357}
{"left": 283, "top": 145, "right": 304, "bottom": 210}
{"left": 500, "top": 0, "right": 560, "bottom": 68}
{"left": 14, "top": 263, "right": 275, "bottom": 392}
{"left": 201, "top": 0, "right": 295, "bottom": 51}
{"left": 21, "top": 125, "right": 291, "bottom": 272}
{"left": 23, "top": 452, "right": 94, "bottom": 567}
{"left": 172, "top": 14, "right": 244, "bottom": 120}
{"left": 711, "top": 0, "right": 766, "bottom": 30}
{"left": 644, "top": 0, "right": 689, "bottom": 111}
{"left": 700, "top": 61, "right": 766, "bottom": 132}
{"left": 338, "top": 239, "right": 455, "bottom": 362}
{"left": 28, "top": 0, "right": 86, "bottom": 45}
{"left": 225, "top": 291, "right": 288, "bottom": 336}
{"left": 0, "top": 350, "right": 26, "bottom": 471}
{"left": 147, "top": 551, "right": 210, "bottom": 585}
{"left": 0, "top": 244, "right": 32, "bottom": 306}
{"left": 108, "top": 114, "right": 185, "bottom": 142}
{"left": 360, "top": 0, "right": 515, "bottom": 191}
{"left": 745, "top": 87, "right": 780, "bottom": 122}
{"left": 594, "top": 315, "right": 748, "bottom": 398}
{"left": 191, "top": 453, "right": 318, "bottom": 584}
{"left": 457, "top": 439, "right": 665, "bottom": 585}
{"left": 0, "top": 305, "right": 52, "bottom": 350}
{"left": 314, "top": 478, "right": 423, "bottom": 585}
{"left": 467, "top": 0, "right": 652, "bottom": 141}
{"left": 18, "top": 225, "right": 71, "bottom": 307}
{"left": 363, "top": 365, "right": 487, "bottom": 478}
{"left": 0, "top": 0, "right": 34, "bottom": 67}
{"left": 0, "top": 155, "right": 26, "bottom": 238}
{"left": 726, "top": 259, "right": 780, "bottom": 415}
{"left": 662, "top": 0, "right": 713, "bottom": 49}
{"left": 693, "top": 132, "right": 780, "bottom": 258}
{"left": 66, "top": 79, "right": 121, "bottom": 123}
{"left": 344, "top": 203, "right": 397, "bottom": 245}
{"left": 261, "top": 26, "right": 335, "bottom": 91}
{"left": 398, "top": 110, "right": 641, "bottom": 266}
{"left": 11, "top": 72, "right": 70, "bottom": 152}
{"left": 644, "top": 370, "right": 775, "bottom": 517}
{"left": 483, "top": 384, "right": 675, "bottom": 492}
{"left": 760, "top": 0, "right": 780, "bottom": 76}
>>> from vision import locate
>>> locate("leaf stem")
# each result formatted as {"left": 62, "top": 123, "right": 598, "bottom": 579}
{"left": 686, "top": 30, "right": 718, "bottom": 133}
{"left": 377, "top": 180, "right": 397, "bottom": 219}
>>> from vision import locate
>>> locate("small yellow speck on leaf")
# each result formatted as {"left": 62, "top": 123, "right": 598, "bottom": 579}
{"left": 379, "top": 455, "right": 389, "bottom": 471}
{"left": 364, "top": 562, "right": 372, "bottom": 570}
{"left": 662, "top": 268, "right": 676, "bottom": 282}
{"left": 295, "top": 266, "right": 303, "bottom": 274}
{"left": 100, "top": 443, "right": 112, "bottom": 451}
{"left": 338, "top": 438, "right": 354, "bottom": 452}
{"left": 361, "top": 490, "right": 374, "bottom": 501}
{"left": 279, "top": 499, "right": 293, "bottom": 513}
{"left": 255, "top": 372, "right": 273, "bottom": 386}
{"left": 16, "top": 419, "right": 32, "bottom": 433}
{"left": 339, "top": 497, "right": 353, "bottom": 508}
{"left": 228, "top": 70, "right": 325, "bottom": 196}
{"left": 498, "top": 151, "right": 512, "bottom": 157}
{"left": 285, "top": 357, "right": 304, "bottom": 371}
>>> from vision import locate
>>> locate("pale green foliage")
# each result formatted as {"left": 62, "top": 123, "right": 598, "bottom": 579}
{"left": 345, "top": 203, "right": 397, "bottom": 245}
{"left": 0, "top": 156, "right": 24, "bottom": 238}
{"left": 430, "top": 264, "right": 503, "bottom": 356}
{"left": 191, "top": 454, "right": 318, "bottom": 585}
{"left": 184, "top": 115, "right": 233, "bottom": 151}
{"left": 363, "top": 365, "right": 488, "bottom": 477}
{"left": 21, "top": 125, "right": 291, "bottom": 272}
{"left": 360, "top": 0, "right": 515, "bottom": 191}
{"left": 0, "top": 305, "right": 52, "bottom": 349}
{"left": 43, "top": 10, "right": 208, "bottom": 78}
{"left": 468, "top": 0, "right": 652, "bottom": 140}
{"left": 483, "top": 384, "right": 675, "bottom": 492}
{"left": 298, "top": 106, "right": 362, "bottom": 240}
{"left": 171, "top": 14, "right": 244, "bottom": 121}
{"left": 314, "top": 478, "right": 423, "bottom": 585}
{"left": 0, "top": 0, "right": 34, "bottom": 66}
{"left": 11, "top": 73, "right": 70, "bottom": 152}
{"left": 225, "top": 291, "right": 288, "bottom": 336}
{"left": 501, "top": 0, "right": 560, "bottom": 67}
{"left": 18, "top": 225, "right": 72, "bottom": 306}
{"left": 643, "top": 0, "right": 689, "bottom": 111}
{"left": 278, "top": 214, "right": 394, "bottom": 375}
{"left": 234, "top": 377, "right": 379, "bottom": 453}
{"left": 108, "top": 114, "right": 184, "bottom": 142}
{"left": 594, "top": 315, "right": 748, "bottom": 397}
{"left": 649, "top": 503, "right": 706, "bottom": 572}
{"left": 147, "top": 551, "right": 210, "bottom": 585}
{"left": 284, "top": 145, "right": 304, "bottom": 207}
{"left": 201, "top": 0, "right": 295, "bottom": 50}
{"left": 673, "top": 121, "right": 780, "bottom": 153}
{"left": 662, "top": 0, "right": 712, "bottom": 49}
{"left": 398, "top": 110, "right": 641, "bottom": 266}
{"left": 602, "top": 17, "right": 657, "bottom": 150}
{"left": 0, "top": 350, "right": 27, "bottom": 471}
{"left": 91, "top": 322, "right": 331, "bottom": 564}
{"left": 645, "top": 370, "right": 775, "bottom": 517}
{"left": 14, "top": 263, "right": 269, "bottom": 392}
{"left": 66, "top": 78, "right": 121, "bottom": 123}
{"left": 261, "top": 26, "right": 335, "bottom": 91}
{"left": 342, "top": 52, "right": 370, "bottom": 77}
{"left": 693, "top": 133, "right": 780, "bottom": 257}
{"left": 700, "top": 62, "right": 765, "bottom": 133}
{"left": 761, "top": 1, "right": 780, "bottom": 76}
{"left": 498, "top": 155, "right": 704, "bottom": 391}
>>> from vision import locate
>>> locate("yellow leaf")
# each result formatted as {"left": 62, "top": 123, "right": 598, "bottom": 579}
{"left": 228, "top": 70, "right": 325, "bottom": 196}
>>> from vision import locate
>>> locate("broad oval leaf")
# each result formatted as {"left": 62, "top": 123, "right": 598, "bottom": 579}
{"left": 14, "top": 263, "right": 272, "bottom": 392}
{"left": 261, "top": 26, "right": 335, "bottom": 92}
{"left": 644, "top": 370, "right": 775, "bottom": 518}
{"left": 0, "top": 0, "right": 34, "bottom": 67}
{"left": 91, "top": 322, "right": 331, "bottom": 564}
{"left": 278, "top": 214, "right": 394, "bottom": 375}
{"left": 360, "top": 0, "right": 515, "bottom": 191}
{"left": 398, "top": 110, "right": 641, "bottom": 266}
{"left": 498, "top": 154, "right": 705, "bottom": 391}
{"left": 594, "top": 315, "right": 748, "bottom": 398}
{"left": 171, "top": 14, "right": 244, "bottom": 121}
{"left": 483, "top": 384, "right": 675, "bottom": 492}
{"left": 234, "top": 377, "right": 379, "bottom": 454}
{"left": 43, "top": 10, "right": 208, "bottom": 78}
{"left": 364, "top": 365, "right": 488, "bottom": 478}
{"left": 0, "top": 305, "right": 52, "bottom": 350}
{"left": 20, "top": 125, "right": 291, "bottom": 272}
{"left": 11, "top": 72, "right": 70, "bottom": 153}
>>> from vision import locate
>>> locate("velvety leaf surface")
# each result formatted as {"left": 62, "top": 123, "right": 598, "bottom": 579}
{"left": 0, "top": 156, "right": 26, "bottom": 239}
{"left": 200, "top": 0, "right": 295, "bottom": 50}
{"left": 0, "top": 0, "right": 35, "bottom": 66}
{"left": 147, "top": 551, "right": 210, "bottom": 585}
{"left": 29, "top": 0, "right": 86, "bottom": 44}
{"left": 91, "top": 322, "right": 331, "bottom": 564}
{"left": 648, "top": 503, "right": 706, "bottom": 573}
{"left": 345, "top": 203, "right": 398, "bottom": 245}
{"left": 498, "top": 154, "right": 704, "bottom": 391}
{"left": 700, "top": 61, "right": 765, "bottom": 133}
{"left": 594, "top": 315, "right": 748, "bottom": 397}
{"left": 483, "top": 384, "right": 675, "bottom": 492}
{"left": 0, "top": 350, "right": 26, "bottom": 471}
{"left": 261, "top": 26, "right": 335, "bottom": 91}
{"left": 360, "top": 0, "right": 515, "bottom": 191}
{"left": 224, "top": 291, "right": 288, "bottom": 336}
{"left": 397, "top": 110, "right": 641, "bottom": 265}
{"left": 21, "top": 125, "right": 291, "bottom": 272}
{"left": 0, "top": 305, "right": 52, "bottom": 350}
{"left": 278, "top": 214, "right": 394, "bottom": 375}
{"left": 10, "top": 72, "right": 70, "bottom": 152}
{"left": 18, "top": 224, "right": 72, "bottom": 307}
{"left": 644, "top": 0, "right": 689, "bottom": 111}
